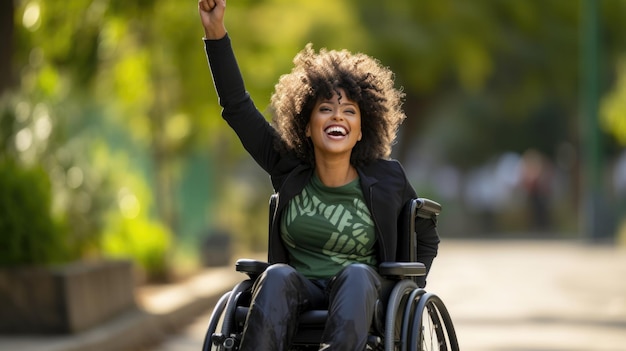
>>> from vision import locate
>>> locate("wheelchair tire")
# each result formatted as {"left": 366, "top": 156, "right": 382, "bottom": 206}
{"left": 384, "top": 279, "right": 419, "bottom": 351}
{"left": 408, "top": 292, "right": 459, "bottom": 351}
{"left": 220, "top": 280, "right": 253, "bottom": 337}
{"left": 400, "top": 288, "right": 426, "bottom": 351}
{"left": 215, "top": 280, "right": 254, "bottom": 350}
{"left": 202, "top": 291, "right": 231, "bottom": 351}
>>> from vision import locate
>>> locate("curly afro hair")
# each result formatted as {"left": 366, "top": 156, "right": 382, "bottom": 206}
{"left": 270, "top": 44, "right": 406, "bottom": 167}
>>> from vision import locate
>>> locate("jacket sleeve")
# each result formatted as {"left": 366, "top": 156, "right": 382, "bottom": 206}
{"left": 204, "top": 35, "right": 281, "bottom": 174}
{"left": 414, "top": 215, "right": 439, "bottom": 287}
{"left": 401, "top": 169, "right": 440, "bottom": 288}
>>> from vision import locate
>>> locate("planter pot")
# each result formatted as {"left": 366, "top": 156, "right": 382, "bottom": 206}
{"left": 0, "top": 259, "right": 136, "bottom": 334}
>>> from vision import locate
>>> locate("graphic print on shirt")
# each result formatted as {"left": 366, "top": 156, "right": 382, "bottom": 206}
{"left": 284, "top": 186, "right": 376, "bottom": 267}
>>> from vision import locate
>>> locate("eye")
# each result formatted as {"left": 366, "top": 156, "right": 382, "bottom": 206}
{"left": 319, "top": 106, "right": 332, "bottom": 112}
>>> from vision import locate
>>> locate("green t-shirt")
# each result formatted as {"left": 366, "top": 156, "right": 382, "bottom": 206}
{"left": 280, "top": 174, "right": 377, "bottom": 279}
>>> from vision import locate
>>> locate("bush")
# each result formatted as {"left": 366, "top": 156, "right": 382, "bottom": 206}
{"left": 102, "top": 216, "right": 172, "bottom": 282}
{"left": 0, "top": 158, "right": 69, "bottom": 266}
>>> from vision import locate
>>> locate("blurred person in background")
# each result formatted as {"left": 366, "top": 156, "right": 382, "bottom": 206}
{"left": 520, "top": 149, "right": 554, "bottom": 231}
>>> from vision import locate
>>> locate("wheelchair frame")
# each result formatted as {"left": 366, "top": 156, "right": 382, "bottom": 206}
{"left": 202, "top": 196, "right": 459, "bottom": 351}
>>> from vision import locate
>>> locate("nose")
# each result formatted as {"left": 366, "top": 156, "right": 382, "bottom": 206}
{"left": 331, "top": 109, "right": 344, "bottom": 121}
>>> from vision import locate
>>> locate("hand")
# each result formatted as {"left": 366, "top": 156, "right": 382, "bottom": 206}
{"left": 198, "top": 0, "right": 226, "bottom": 39}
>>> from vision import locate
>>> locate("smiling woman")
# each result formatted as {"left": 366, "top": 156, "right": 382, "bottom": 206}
{"left": 304, "top": 89, "right": 363, "bottom": 185}
{"left": 271, "top": 44, "right": 406, "bottom": 169}
{"left": 198, "top": 0, "right": 440, "bottom": 349}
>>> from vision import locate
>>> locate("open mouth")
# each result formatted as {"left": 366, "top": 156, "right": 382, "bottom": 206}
{"left": 324, "top": 126, "right": 348, "bottom": 137}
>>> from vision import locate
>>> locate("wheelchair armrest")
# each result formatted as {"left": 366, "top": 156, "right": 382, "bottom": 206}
{"left": 379, "top": 262, "right": 426, "bottom": 279}
{"left": 235, "top": 259, "right": 270, "bottom": 280}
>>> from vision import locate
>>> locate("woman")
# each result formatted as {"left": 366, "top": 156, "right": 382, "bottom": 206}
{"left": 198, "top": 1, "right": 440, "bottom": 350}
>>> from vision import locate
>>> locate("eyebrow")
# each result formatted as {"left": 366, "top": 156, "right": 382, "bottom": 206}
{"left": 319, "top": 99, "right": 357, "bottom": 106}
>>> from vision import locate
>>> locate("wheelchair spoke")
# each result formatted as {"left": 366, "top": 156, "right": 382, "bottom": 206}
{"left": 421, "top": 303, "right": 444, "bottom": 351}
{"left": 408, "top": 293, "right": 459, "bottom": 351}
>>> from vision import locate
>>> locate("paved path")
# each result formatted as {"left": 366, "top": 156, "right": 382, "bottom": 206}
{"left": 152, "top": 239, "right": 626, "bottom": 351}
{"left": 429, "top": 239, "right": 626, "bottom": 351}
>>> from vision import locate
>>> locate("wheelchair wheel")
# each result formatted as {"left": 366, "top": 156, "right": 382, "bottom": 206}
{"left": 384, "top": 279, "right": 419, "bottom": 351}
{"left": 409, "top": 293, "right": 459, "bottom": 351}
{"left": 208, "top": 280, "right": 254, "bottom": 351}
{"left": 400, "top": 288, "right": 426, "bottom": 351}
{"left": 202, "top": 291, "right": 231, "bottom": 351}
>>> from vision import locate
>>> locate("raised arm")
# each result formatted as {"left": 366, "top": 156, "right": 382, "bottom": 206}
{"left": 198, "top": 0, "right": 227, "bottom": 40}
{"left": 198, "top": 0, "right": 287, "bottom": 177}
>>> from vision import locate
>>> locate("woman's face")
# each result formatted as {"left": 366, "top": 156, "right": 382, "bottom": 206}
{"left": 306, "top": 88, "right": 362, "bottom": 161}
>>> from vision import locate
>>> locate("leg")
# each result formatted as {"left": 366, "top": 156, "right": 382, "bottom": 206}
{"left": 320, "top": 264, "right": 382, "bottom": 351}
{"left": 239, "top": 264, "right": 324, "bottom": 351}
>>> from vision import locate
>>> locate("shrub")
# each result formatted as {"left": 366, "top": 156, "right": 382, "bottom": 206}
{"left": 102, "top": 215, "right": 172, "bottom": 282}
{"left": 0, "top": 158, "right": 69, "bottom": 266}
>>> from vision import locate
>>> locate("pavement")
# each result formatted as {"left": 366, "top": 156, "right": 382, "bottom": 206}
{"left": 2, "top": 239, "right": 626, "bottom": 351}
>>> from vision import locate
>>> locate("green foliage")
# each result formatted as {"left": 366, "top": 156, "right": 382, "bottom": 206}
{"left": 6, "top": 1, "right": 171, "bottom": 271}
{"left": 601, "top": 56, "right": 626, "bottom": 145}
{"left": 102, "top": 216, "right": 172, "bottom": 282}
{"left": 0, "top": 88, "right": 119, "bottom": 262}
{"left": 92, "top": 145, "right": 174, "bottom": 282}
{"left": 5, "top": 0, "right": 626, "bottom": 257}
{"left": 0, "top": 158, "right": 69, "bottom": 266}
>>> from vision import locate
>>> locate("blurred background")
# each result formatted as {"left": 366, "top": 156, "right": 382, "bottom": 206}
{"left": 1, "top": 0, "right": 626, "bottom": 284}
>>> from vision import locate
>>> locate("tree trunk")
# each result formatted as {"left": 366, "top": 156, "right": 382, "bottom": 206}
{"left": 0, "top": 0, "right": 15, "bottom": 95}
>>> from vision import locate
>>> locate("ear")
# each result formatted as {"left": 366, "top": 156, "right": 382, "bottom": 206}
{"left": 358, "top": 131, "right": 362, "bottom": 141}
{"left": 305, "top": 124, "right": 311, "bottom": 137}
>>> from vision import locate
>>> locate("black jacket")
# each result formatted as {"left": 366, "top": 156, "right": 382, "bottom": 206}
{"left": 204, "top": 35, "right": 439, "bottom": 277}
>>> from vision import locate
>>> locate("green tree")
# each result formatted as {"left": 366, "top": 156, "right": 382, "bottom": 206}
{"left": 3, "top": 0, "right": 626, "bottom": 260}
{"left": 601, "top": 56, "right": 626, "bottom": 145}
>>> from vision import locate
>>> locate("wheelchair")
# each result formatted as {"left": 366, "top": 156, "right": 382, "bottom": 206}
{"left": 202, "top": 195, "right": 459, "bottom": 351}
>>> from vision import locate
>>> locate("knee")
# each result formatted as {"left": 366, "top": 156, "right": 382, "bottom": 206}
{"left": 334, "top": 264, "right": 381, "bottom": 291}
{"left": 260, "top": 263, "right": 300, "bottom": 285}
{"left": 252, "top": 264, "right": 304, "bottom": 303}
{"left": 337, "top": 263, "right": 375, "bottom": 279}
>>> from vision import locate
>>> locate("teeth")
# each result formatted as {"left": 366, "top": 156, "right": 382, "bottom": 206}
{"left": 325, "top": 126, "right": 347, "bottom": 135}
